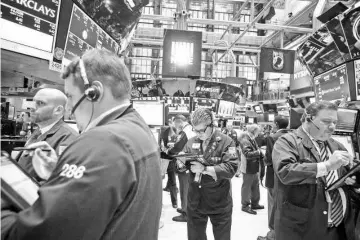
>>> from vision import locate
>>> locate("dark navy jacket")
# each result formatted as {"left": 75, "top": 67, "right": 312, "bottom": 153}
{"left": 2, "top": 106, "right": 162, "bottom": 240}
{"left": 18, "top": 120, "right": 78, "bottom": 181}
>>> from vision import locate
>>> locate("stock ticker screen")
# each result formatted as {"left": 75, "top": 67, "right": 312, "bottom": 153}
{"left": 0, "top": 0, "right": 59, "bottom": 52}
{"left": 61, "top": 4, "right": 119, "bottom": 65}
{"left": 314, "top": 64, "right": 350, "bottom": 102}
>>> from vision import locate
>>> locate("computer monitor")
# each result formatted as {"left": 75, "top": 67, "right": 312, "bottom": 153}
{"left": 217, "top": 100, "right": 235, "bottom": 117}
{"left": 132, "top": 101, "right": 165, "bottom": 126}
{"left": 268, "top": 113, "right": 275, "bottom": 122}
{"left": 331, "top": 135, "right": 355, "bottom": 159}
{"left": 335, "top": 108, "right": 358, "bottom": 133}
{"left": 290, "top": 108, "right": 304, "bottom": 129}
{"left": 8, "top": 106, "right": 15, "bottom": 120}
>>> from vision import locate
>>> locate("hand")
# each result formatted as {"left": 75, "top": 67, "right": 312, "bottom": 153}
{"left": 190, "top": 161, "right": 205, "bottom": 174}
{"left": 344, "top": 176, "right": 357, "bottom": 186}
{"left": 27, "top": 141, "right": 58, "bottom": 180}
{"left": 325, "top": 151, "right": 351, "bottom": 172}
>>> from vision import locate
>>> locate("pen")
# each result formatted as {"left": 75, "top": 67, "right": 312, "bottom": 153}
{"left": 13, "top": 147, "right": 51, "bottom": 152}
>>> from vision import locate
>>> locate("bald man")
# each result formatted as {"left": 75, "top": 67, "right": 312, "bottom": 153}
{"left": 18, "top": 88, "right": 78, "bottom": 181}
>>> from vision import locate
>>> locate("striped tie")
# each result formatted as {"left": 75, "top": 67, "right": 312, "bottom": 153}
{"left": 318, "top": 141, "right": 343, "bottom": 227}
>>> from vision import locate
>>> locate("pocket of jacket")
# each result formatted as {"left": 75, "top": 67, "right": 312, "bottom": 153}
{"left": 279, "top": 201, "right": 310, "bottom": 230}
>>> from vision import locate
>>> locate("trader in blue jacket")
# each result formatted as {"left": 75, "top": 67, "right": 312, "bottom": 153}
{"left": 1, "top": 49, "right": 162, "bottom": 240}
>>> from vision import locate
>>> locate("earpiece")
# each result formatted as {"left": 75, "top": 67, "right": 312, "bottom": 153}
{"left": 71, "top": 58, "right": 101, "bottom": 115}
{"left": 305, "top": 110, "right": 320, "bottom": 130}
{"left": 79, "top": 59, "right": 101, "bottom": 102}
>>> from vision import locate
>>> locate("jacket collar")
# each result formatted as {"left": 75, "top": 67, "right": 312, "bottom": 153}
{"left": 93, "top": 104, "right": 132, "bottom": 129}
{"left": 37, "top": 119, "right": 65, "bottom": 141}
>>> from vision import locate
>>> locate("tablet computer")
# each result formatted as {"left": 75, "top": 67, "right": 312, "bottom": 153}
{"left": 326, "top": 162, "right": 360, "bottom": 191}
{"left": 1, "top": 151, "right": 40, "bottom": 211}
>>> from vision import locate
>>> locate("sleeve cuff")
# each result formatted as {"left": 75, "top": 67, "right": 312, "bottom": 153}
{"left": 316, "top": 162, "right": 328, "bottom": 178}
{"left": 204, "top": 166, "right": 217, "bottom": 181}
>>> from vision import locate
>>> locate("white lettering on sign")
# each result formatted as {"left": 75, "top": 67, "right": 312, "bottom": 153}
{"left": 60, "top": 164, "right": 86, "bottom": 179}
{"left": 171, "top": 41, "right": 194, "bottom": 66}
{"left": 15, "top": 0, "right": 56, "bottom": 18}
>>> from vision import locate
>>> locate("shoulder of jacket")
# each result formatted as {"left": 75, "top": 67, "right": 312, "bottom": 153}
{"left": 57, "top": 122, "right": 79, "bottom": 137}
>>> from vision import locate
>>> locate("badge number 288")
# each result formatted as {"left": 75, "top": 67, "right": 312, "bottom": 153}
{"left": 60, "top": 164, "right": 86, "bottom": 179}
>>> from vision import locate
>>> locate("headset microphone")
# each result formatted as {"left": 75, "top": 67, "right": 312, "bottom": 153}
{"left": 305, "top": 111, "right": 320, "bottom": 130}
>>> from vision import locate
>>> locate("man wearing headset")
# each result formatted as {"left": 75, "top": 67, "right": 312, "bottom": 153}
{"left": 179, "top": 108, "right": 238, "bottom": 240}
{"left": 272, "top": 101, "right": 359, "bottom": 240}
{"left": 1, "top": 49, "right": 162, "bottom": 240}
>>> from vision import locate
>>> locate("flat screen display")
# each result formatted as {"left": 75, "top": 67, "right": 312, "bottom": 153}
{"left": 132, "top": 101, "right": 164, "bottom": 126}
{"left": 268, "top": 114, "right": 275, "bottom": 122}
{"left": 1, "top": 0, "right": 59, "bottom": 53}
{"left": 314, "top": 64, "right": 350, "bottom": 101}
{"left": 335, "top": 108, "right": 358, "bottom": 133}
{"left": 1, "top": 160, "right": 39, "bottom": 206}
{"left": 8, "top": 106, "right": 15, "bottom": 120}
{"left": 191, "top": 98, "right": 218, "bottom": 113}
{"left": 61, "top": 4, "right": 120, "bottom": 66}
{"left": 297, "top": 26, "right": 345, "bottom": 76}
{"left": 217, "top": 100, "right": 235, "bottom": 117}
{"left": 341, "top": 7, "right": 360, "bottom": 59}
{"left": 355, "top": 59, "right": 360, "bottom": 100}
{"left": 331, "top": 135, "right": 355, "bottom": 159}
{"left": 254, "top": 105, "right": 262, "bottom": 112}
{"left": 163, "top": 97, "right": 190, "bottom": 114}
{"left": 162, "top": 30, "right": 202, "bottom": 78}
{"left": 248, "top": 118, "right": 254, "bottom": 124}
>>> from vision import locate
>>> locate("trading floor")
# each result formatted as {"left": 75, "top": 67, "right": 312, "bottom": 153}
{"left": 159, "top": 176, "right": 269, "bottom": 240}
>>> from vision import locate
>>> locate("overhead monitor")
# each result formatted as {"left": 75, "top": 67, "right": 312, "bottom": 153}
{"left": 60, "top": 3, "right": 120, "bottom": 66}
{"left": 248, "top": 118, "right": 254, "bottom": 124}
{"left": 217, "top": 100, "right": 235, "bottom": 117}
{"left": 354, "top": 59, "right": 360, "bottom": 100}
{"left": 331, "top": 135, "right": 355, "bottom": 159}
{"left": 314, "top": 64, "right": 350, "bottom": 102}
{"left": 297, "top": 26, "right": 345, "bottom": 76}
{"left": 253, "top": 105, "right": 262, "bottom": 113}
{"left": 191, "top": 98, "right": 218, "bottom": 113}
{"left": 268, "top": 113, "right": 275, "bottom": 122}
{"left": 290, "top": 108, "right": 304, "bottom": 129}
{"left": 262, "top": 104, "right": 277, "bottom": 113}
{"left": 335, "top": 108, "right": 358, "bottom": 133}
{"left": 162, "top": 30, "right": 202, "bottom": 78}
{"left": 309, "top": 97, "right": 316, "bottom": 103}
{"left": 1, "top": 0, "right": 60, "bottom": 58}
{"left": 8, "top": 106, "right": 15, "bottom": 120}
{"left": 132, "top": 101, "right": 165, "bottom": 126}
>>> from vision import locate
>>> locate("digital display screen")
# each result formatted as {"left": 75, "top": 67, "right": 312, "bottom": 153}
{"left": 254, "top": 106, "right": 261, "bottom": 112}
{"left": 355, "top": 59, "right": 360, "bottom": 100}
{"left": 132, "top": 101, "right": 164, "bottom": 126}
{"left": 332, "top": 135, "right": 355, "bottom": 159}
{"left": 297, "top": 26, "right": 345, "bottom": 76}
{"left": 162, "top": 30, "right": 202, "bottom": 78}
{"left": 335, "top": 108, "right": 358, "bottom": 133}
{"left": 62, "top": 4, "right": 120, "bottom": 65}
{"left": 248, "top": 118, "right": 254, "bottom": 124}
{"left": 191, "top": 98, "right": 218, "bottom": 113}
{"left": 268, "top": 114, "right": 275, "bottom": 122}
{"left": 0, "top": 0, "right": 59, "bottom": 53}
{"left": 341, "top": 7, "right": 360, "bottom": 59}
{"left": 217, "top": 101, "right": 235, "bottom": 117}
{"left": 314, "top": 64, "right": 350, "bottom": 101}
{"left": 1, "top": 160, "right": 39, "bottom": 206}
{"left": 8, "top": 106, "right": 15, "bottom": 120}
{"left": 163, "top": 97, "right": 190, "bottom": 114}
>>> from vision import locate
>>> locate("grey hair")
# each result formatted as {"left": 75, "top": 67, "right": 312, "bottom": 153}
{"left": 191, "top": 108, "right": 213, "bottom": 126}
{"left": 61, "top": 49, "right": 132, "bottom": 100}
{"left": 247, "top": 124, "right": 260, "bottom": 134}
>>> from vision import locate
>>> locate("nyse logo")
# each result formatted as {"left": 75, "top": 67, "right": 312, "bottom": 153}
{"left": 170, "top": 41, "right": 194, "bottom": 66}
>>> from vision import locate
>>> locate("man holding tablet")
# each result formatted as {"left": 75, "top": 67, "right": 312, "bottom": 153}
{"left": 1, "top": 49, "right": 162, "bottom": 240}
{"left": 272, "top": 101, "right": 358, "bottom": 240}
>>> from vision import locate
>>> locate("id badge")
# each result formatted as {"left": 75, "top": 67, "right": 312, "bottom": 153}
{"left": 192, "top": 143, "right": 200, "bottom": 149}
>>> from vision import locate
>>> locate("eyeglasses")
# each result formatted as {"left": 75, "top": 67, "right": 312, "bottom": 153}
{"left": 192, "top": 125, "right": 210, "bottom": 134}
